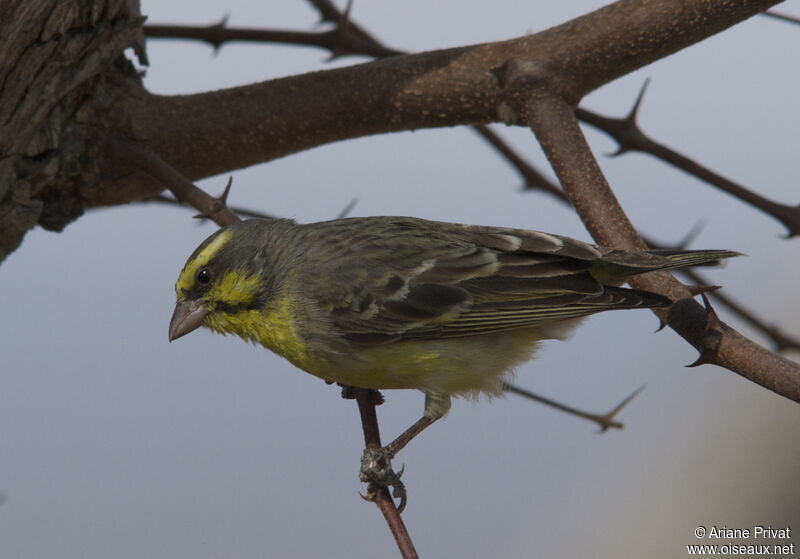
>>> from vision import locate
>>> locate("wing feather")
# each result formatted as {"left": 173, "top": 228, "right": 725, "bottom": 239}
{"left": 299, "top": 217, "right": 674, "bottom": 345}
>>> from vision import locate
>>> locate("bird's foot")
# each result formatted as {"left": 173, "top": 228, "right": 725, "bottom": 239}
{"left": 359, "top": 446, "right": 407, "bottom": 512}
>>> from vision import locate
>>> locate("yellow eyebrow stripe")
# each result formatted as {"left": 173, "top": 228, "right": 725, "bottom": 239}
{"left": 176, "top": 230, "right": 232, "bottom": 293}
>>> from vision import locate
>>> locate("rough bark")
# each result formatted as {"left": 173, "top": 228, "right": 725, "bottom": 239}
{"left": 0, "top": 0, "right": 146, "bottom": 260}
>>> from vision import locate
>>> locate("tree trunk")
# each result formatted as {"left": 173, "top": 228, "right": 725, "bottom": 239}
{"left": 0, "top": 0, "right": 146, "bottom": 260}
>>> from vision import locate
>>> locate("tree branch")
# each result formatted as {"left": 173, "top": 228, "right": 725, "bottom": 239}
{"left": 102, "top": 0, "right": 779, "bottom": 207}
{"left": 681, "top": 268, "right": 800, "bottom": 353}
{"left": 143, "top": 4, "right": 799, "bottom": 239}
{"left": 108, "top": 140, "right": 240, "bottom": 227}
{"left": 143, "top": 20, "right": 401, "bottom": 59}
{"left": 494, "top": 58, "right": 800, "bottom": 402}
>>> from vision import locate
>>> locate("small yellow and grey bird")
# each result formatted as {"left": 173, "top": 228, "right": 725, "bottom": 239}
{"left": 168, "top": 216, "right": 736, "bottom": 489}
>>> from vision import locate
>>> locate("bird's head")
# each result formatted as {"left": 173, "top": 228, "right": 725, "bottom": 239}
{"left": 168, "top": 223, "right": 270, "bottom": 342}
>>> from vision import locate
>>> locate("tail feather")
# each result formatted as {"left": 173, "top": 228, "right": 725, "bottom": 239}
{"left": 645, "top": 249, "right": 741, "bottom": 270}
{"left": 593, "top": 249, "right": 740, "bottom": 285}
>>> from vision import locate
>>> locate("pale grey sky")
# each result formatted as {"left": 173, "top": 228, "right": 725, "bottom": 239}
{"left": 2, "top": 2, "right": 799, "bottom": 558}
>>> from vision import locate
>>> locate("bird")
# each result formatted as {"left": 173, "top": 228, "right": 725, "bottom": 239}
{"left": 168, "top": 216, "right": 737, "bottom": 505}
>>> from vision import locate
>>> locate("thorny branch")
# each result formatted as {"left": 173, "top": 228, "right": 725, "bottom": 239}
{"left": 575, "top": 82, "right": 800, "bottom": 238}
{"left": 143, "top": 16, "right": 401, "bottom": 59}
{"left": 142, "top": 3, "right": 799, "bottom": 238}
{"left": 109, "top": 141, "right": 240, "bottom": 227}
{"left": 492, "top": 58, "right": 800, "bottom": 402}
{"left": 123, "top": 1, "right": 777, "bottom": 206}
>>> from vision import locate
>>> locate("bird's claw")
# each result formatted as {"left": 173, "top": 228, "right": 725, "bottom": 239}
{"left": 359, "top": 447, "right": 407, "bottom": 512}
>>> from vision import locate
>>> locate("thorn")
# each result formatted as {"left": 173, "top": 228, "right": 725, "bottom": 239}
{"left": 207, "top": 14, "right": 230, "bottom": 54}
{"left": 211, "top": 13, "right": 230, "bottom": 29}
{"left": 654, "top": 316, "right": 667, "bottom": 332}
{"left": 206, "top": 14, "right": 228, "bottom": 54}
{"left": 191, "top": 177, "right": 234, "bottom": 220}
{"left": 626, "top": 78, "right": 650, "bottom": 123}
{"left": 686, "top": 353, "right": 713, "bottom": 368}
{"left": 395, "top": 489, "right": 407, "bottom": 514}
{"left": 337, "top": 197, "right": 359, "bottom": 219}
{"left": 605, "top": 145, "right": 631, "bottom": 158}
{"left": 325, "top": 1, "right": 357, "bottom": 61}
{"left": 329, "top": 0, "right": 355, "bottom": 39}
{"left": 341, "top": 0, "right": 355, "bottom": 28}
{"left": 685, "top": 294, "right": 723, "bottom": 367}
{"left": 218, "top": 176, "right": 233, "bottom": 205}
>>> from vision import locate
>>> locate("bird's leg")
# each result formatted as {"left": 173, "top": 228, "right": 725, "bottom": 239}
{"left": 360, "top": 393, "right": 450, "bottom": 512}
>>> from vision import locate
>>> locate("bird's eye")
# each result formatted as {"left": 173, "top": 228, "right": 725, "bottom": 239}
{"left": 196, "top": 268, "right": 211, "bottom": 285}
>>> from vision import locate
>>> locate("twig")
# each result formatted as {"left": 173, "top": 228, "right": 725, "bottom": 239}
{"left": 761, "top": 11, "right": 800, "bottom": 25}
{"left": 353, "top": 388, "right": 419, "bottom": 559}
{"left": 144, "top": 0, "right": 402, "bottom": 60}
{"left": 141, "top": 194, "right": 277, "bottom": 220}
{"left": 109, "top": 140, "right": 240, "bottom": 227}
{"left": 144, "top": 19, "right": 401, "bottom": 59}
{"left": 502, "top": 382, "right": 645, "bottom": 432}
{"left": 575, "top": 82, "right": 800, "bottom": 237}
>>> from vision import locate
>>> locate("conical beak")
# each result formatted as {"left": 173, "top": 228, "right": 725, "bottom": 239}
{"left": 168, "top": 300, "right": 208, "bottom": 341}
